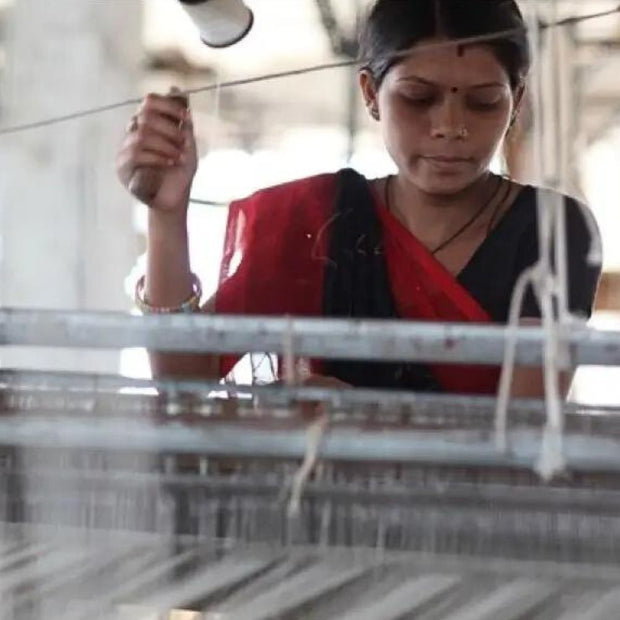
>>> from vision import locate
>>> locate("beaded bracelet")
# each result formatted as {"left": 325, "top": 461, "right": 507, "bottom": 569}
{"left": 134, "top": 273, "right": 202, "bottom": 314}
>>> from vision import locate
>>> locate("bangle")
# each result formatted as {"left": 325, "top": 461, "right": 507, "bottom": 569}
{"left": 135, "top": 273, "right": 202, "bottom": 314}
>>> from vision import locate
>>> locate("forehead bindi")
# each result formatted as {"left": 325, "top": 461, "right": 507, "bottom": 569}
{"left": 393, "top": 42, "right": 509, "bottom": 89}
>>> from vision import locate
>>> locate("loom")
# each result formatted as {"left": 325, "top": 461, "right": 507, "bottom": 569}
{"left": 0, "top": 311, "right": 619, "bottom": 618}
{"left": 2, "top": 1, "right": 619, "bottom": 618}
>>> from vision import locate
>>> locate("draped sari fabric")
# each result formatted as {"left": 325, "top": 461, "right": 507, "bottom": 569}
{"left": 214, "top": 168, "right": 502, "bottom": 394}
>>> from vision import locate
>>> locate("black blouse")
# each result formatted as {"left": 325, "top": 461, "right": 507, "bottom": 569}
{"left": 322, "top": 169, "right": 602, "bottom": 390}
{"left": 458, "top": 184, "right": 601, "bottom": 322}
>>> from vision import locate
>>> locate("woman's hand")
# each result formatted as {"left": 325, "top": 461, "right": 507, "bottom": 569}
{"left": 296, "top": 374, "right": 351, "bottom": 391}
{"left": 116, "top": 90, "right": 198, "bottom": 214}
{"left": 289, "top": 373, "right": 352, "bottom": 421}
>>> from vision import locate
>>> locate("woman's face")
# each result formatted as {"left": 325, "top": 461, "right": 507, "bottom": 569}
{"left": 361, "top": 39, "right": 518, "bottom": 195}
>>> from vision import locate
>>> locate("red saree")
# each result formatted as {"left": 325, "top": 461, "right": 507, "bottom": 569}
{"left": 215, "top": 170, "right": 499, "bottom": 394}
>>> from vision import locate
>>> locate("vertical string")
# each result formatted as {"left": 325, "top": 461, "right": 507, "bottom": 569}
{"left": 536, "top": 0, "right": 567, "bottom": 479}
{"left": 287, "top": 409, "right": 329, "bottom": 519}
{"left": 494, "top": 2, "right": 547, "bottom": 455}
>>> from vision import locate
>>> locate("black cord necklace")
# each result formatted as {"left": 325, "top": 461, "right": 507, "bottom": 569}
{"left": 384, "top": 173, "right": 505, "bottom": 255}
{"left": 485, "top": 175, "right": 513, "bottom": 235}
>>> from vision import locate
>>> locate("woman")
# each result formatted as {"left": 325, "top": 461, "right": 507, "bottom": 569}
{"left": 116, "top": 0, "right": 601, "bottom": 396}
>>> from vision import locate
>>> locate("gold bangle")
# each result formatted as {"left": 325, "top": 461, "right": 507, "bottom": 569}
{"left": 135, "top": 273, "right": 202, "bottom": 314}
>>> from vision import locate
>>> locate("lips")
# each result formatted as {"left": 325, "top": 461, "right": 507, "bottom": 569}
{"left": 424, "top": 155, "right": 471, "bottom": 163}
{"left": 421, "top": 155, "right": 473, "bottom": 174}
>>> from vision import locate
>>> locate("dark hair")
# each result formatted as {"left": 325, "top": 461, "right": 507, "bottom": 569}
{"left": 359, "top": 0, "right": 531, "bottom": 90}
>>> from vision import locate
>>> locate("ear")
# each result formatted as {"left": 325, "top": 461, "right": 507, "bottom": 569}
{"left": 359, "top": 69, "right": 380, "bottom": 121}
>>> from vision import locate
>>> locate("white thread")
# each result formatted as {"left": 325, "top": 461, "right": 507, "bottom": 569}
{"left": 0, "top": 8, "right": 614, "bottom": 137}
{"left": 310, "top": 209, "right": 342, "bottom": 268}
{"left": 495, "top": 4, "right": 569, "bottom": 479}
{"left": 534, "top": 189, "right": 567, "bottom": 480}
{"left": 536, "top": 275, "right": 566, "bottom": 479}
{"left": 287, "top": 411, "right": 329, "bottom": 518}
{"left": 494, "top": 264, "right": 540, "bottom": 453}
{"left": 529, "top": 0, "right": 567, "bottom": 479}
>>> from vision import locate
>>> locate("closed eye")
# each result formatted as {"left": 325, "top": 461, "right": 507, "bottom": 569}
{"left": 402, "top": 95, "right": 437, "bottom": 108}
{"left": 466, "top": 98, "right": 503, "bottom": 111}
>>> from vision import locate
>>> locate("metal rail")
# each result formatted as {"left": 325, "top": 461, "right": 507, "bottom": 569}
{"left": 0, "top": 309, "right": 619, "bottom": 366}
{"left": 1, "top": 415, "right": 619, "bottom": 471}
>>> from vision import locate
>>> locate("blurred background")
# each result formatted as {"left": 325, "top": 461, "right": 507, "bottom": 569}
{"left": 0, "top": 0, "right": 619, "bottom": 399}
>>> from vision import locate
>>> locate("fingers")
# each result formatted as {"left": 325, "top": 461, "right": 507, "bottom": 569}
{"left": 299, "top": 400, "right": 323, "bottom": 422}
{"left": 117, "top": 148, "right": 178, "bottom": 172}
{"left": 138, "top": 109, "right": 185, "bottom": 146}
{"left": 300, "top": 374, "right": 352, "bottom": 390}
{"left": 117, "top": 90, "right": 194, "bottom": 186}
{"left": 127, "top": 91, "right": 189, "bottom": 151}
{"left": 116, "top": 132, "right": 183, "bottom": 186}
{"left": 140, "top": 92, "right": 188, "bottom": 125}
{"left": 295, "top": 374, "right": 351, "bottom": 421}
{"left": 127, "top": 129, "right": 185, "bottom": 163}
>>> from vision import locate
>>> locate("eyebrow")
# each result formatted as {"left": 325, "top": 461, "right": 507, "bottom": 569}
{"left": 397, "top": 76, "right": 506, "bottom": 89}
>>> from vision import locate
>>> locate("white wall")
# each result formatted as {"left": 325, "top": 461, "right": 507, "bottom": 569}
{"left": 0, "top": 1, "right": 143, "bottom": 372}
